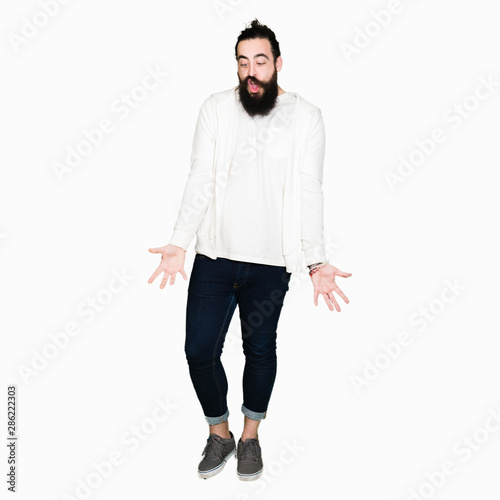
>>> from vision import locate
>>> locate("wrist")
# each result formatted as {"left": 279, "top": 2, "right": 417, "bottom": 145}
{"left": 308, "top": 261, "right": 328, "bottom": 276}
{"left": 308, "top": 262, "right": 322, "bottom": 270}
{"left": 169, "top": 244, "right": 187, "bottom": 253}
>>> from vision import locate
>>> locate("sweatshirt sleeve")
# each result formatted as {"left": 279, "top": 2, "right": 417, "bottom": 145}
{"left": 168, "top": 96, "right": 216, "bottom": 251}
{"left": 300, "top": 108, "right": 327, "bottom": 267}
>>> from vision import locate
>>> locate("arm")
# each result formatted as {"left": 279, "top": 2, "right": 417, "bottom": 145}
{"left": 300, "top": 108, "right": 327, "bottom": 267}
{"left": 148, "top": 96, "right": 216, "bottom": 289}
{"left": 168, "top": 96, "right": 217, "bottom": 251}
{"left": 300, "top": 108, "right": 352, "bottom": 310}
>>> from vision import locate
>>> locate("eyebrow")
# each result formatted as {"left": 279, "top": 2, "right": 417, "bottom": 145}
{"left": 237, "top": 53, "right": 270, "bottom": 61}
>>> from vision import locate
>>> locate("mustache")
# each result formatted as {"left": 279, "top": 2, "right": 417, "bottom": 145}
{"left": 245, "top": 76, "right": 263, "bottom": 86}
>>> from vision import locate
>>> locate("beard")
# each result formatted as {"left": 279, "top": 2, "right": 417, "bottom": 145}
{"left": 237, "top": 69, "right": 279, "bottom": 117}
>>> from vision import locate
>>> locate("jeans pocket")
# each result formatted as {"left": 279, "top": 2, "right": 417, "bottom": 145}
{"left": 195, "top": 253, "right": 208, "bottom": 260}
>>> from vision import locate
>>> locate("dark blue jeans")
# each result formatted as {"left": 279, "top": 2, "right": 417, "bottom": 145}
{"left": 185, "top": 253, "right": 291, "bottom": 425}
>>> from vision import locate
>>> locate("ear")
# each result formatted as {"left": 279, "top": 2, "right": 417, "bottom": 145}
{"left": 275, "top": 55, "right": 283, "bottom": 72}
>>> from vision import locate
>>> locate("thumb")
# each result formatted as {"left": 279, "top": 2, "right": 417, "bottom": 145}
{"left": 335, "top": 269, "right": 352, "bottom": 278}
{"left": 148, "top": 247, "right": 160, "bottom": 253}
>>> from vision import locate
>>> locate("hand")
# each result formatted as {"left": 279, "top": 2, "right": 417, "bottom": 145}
{"left": 148, "top": 244, "right": 188, "bottom": 288}
{"left": 310, "top": 263, "right": 351, "bottom": 311}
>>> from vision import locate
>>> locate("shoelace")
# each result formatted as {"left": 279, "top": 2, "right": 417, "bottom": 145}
{"left": 202, "top": 435, "right": 225, "bottom": 461}
{"left": 238, "top": 440, "right": 259, "bottom": 462}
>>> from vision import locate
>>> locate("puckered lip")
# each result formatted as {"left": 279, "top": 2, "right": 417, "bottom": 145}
{"left": 248, "top": 78, "right": 260, "bottom": 90}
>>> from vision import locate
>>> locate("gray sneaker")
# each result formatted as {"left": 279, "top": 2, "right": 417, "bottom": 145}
{"left": 236, "top": 438, "right": 263, "bottom": 481}
{"left": 198, "top": 431, "right": 236, "bottom": 479}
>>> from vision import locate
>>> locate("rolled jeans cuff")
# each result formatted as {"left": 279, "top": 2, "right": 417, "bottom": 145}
{"left": 205, "top": 409, "right": 229, "bottom": 425}
{"left": 241, "top": 404, "right": 267, "bottom": 421}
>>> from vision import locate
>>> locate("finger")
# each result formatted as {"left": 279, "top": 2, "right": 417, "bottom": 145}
{"left": 313, "top": 289, "right": 319, "bottom": 306}
{"left": 148, "top": 267, "right": 162, "bottom": 283}
{"left": 322, "top": 293, "right": 335, "bottom": 312}
{"left": 330, "top": 294, "right": 341, "bottom": 312}
{"left": 148, "top": 247, "right": 160, "bottom": 254}
{"left": 332, "top": 285, "right": 350, "bottom": 304}
{"left": 170, "top": 273, "right": 176, "bottom": 286}
{"left": 160, "top": 272, "right": 170, "bottom": 289}
{"left": 181, "top": 269, "right": 188, "bottom": 280}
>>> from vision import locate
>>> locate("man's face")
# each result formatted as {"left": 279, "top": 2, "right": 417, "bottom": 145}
{"left": 236, "top": 38, "right": 283, "bottom": 117}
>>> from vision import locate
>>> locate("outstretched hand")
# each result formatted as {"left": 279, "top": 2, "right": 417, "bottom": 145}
{"left": 148, "top": 244, "right": 188, "bottom": 289}
{"left": 310, "top": 263, "right": 351, "bottom": 311}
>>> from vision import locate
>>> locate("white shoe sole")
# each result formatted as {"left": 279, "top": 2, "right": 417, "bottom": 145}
{"left": 198, "top": 448, "right": 236, "bottom": 479}
{"left": 237, "top": 468, "right": 263, "bottom": 481}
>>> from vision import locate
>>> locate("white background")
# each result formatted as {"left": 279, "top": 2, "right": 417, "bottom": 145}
{"left": 1, "top": 1, "right": 500, "bottom": 499}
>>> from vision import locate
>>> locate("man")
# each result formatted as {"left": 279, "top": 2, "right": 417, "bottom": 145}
{"left": 148, "top": 19, "right": 351, "bottom": 481}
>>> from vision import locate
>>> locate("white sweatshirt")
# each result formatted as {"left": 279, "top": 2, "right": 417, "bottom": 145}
{"left": 217, "top": 91, "right": 295, "bottom": 266}
{"left": 168, "top": 87, "right": 327, "bottom": 274}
